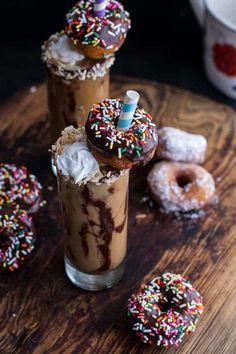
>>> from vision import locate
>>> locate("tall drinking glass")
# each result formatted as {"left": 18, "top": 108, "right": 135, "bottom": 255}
{"left": 52, "top": 127, "right": 129, "bottom": 291}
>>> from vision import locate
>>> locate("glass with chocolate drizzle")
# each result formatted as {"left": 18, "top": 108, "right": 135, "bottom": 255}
{"left": 42, "top": 32, "right": 114, "bottom": 142}
{"left": 52, "top": 126, "right": 128, "bottom": 291}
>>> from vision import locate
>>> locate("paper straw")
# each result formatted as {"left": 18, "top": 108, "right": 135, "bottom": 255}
{"left": 94, "top": 0, "right": 107, "bottom": 18}
{"left": 117, "top": 90, "right": 140, "bottom": 131}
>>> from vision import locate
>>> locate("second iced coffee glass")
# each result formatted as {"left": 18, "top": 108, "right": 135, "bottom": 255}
{"left": 42, "top": 33, "right": 114, "bottom": 142}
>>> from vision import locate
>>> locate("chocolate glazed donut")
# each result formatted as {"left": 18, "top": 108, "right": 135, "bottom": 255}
{"left": 0, "top": 163, "right": 43, "bottom": 214}
{"left": 85, "top": 98, "right": 158, "bottom": 170}
{"left": 127, "top": 273, "right": 204, "bottom": 348}
{"left": 65, "top": 0, "right": 131, "bottom": 59}
{"left": 0, "top": 204, "right": 36, "bottom": 272}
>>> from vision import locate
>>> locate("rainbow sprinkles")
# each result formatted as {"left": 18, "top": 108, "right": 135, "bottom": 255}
{"left": 86, "top": 98, "right": 157, "bottom": 160}
{"left": 127, "top": 273, "right": 204, "bottom": 348}
{"left": 65, "top": 0, "right": 131, "bottom": 50}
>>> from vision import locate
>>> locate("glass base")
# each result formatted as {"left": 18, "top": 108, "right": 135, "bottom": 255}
{"left": 64, "top": 256, "right": 126, "bottom": 291}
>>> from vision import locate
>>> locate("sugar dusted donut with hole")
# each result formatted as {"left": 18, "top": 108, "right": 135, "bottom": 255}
{"left": 65, "top": 0, "right": 131, "bottom": 59}
{"left": 85, "top": 98, "right": 158, "bottom": 170}
{"left": 157, "top": 127, "right": 207, "bottom": 164}
{"left": 127, "top": 273, "right": 204, "bottom": 348}
{"left": 147, "top": 162, "right": 215, "bottom": 213}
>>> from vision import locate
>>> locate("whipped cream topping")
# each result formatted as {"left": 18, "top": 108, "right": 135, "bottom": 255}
{"left": 57, "top": 141, "right": 99, "bottom": 184}
{"left": 41, "top": 32, "right": 115, "bottom": 80}
{"left": 52, "top": 126, "right": 128, "bottom": 186}
{"left": 49, "top": 34, "right": 85, "bottom": 67}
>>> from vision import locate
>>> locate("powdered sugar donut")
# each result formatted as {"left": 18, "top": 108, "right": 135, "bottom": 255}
{"left": 147, "top": 162, "right": 215, "bottom": 213}
{"left": 157, "top": 127, "right": 207, "bottom": 164}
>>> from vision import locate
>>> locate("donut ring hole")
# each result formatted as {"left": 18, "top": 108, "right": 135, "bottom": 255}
{"left": 3, "top": 177, "right": 10, "bottom": 188}
{"left": 0, "top": 233, "right": 9, "bottom": 247}
{"left": 144, "top": 296, "right": 173, "bottom": 321}
{"left": 159, "top": 300, "right": 172, "bottom": 313}
{"left": 176, "top": 170, "right": 196, "bottom": 189}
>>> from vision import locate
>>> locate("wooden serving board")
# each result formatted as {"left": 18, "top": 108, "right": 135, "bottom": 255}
{"left": 0, "top": 76, "right": 236, "bottom": 354}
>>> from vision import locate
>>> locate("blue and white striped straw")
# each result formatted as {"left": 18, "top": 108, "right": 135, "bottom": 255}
{"left": 117, "top": 90, "right": 140, "bottom": 131}
{"left": 94, "top": 0, "right": 107, "bottom": 18}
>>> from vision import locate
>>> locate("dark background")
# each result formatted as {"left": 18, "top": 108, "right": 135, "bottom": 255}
{"left": 0, "top": 0, "right": 236, "bottom": 108}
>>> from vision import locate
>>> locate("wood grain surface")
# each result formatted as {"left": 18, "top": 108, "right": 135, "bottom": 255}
{"left": 0, "top": 76, "right": 236, "bottom": 354}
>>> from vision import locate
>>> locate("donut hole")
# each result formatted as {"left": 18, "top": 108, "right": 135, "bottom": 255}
{"left": 160, "top": 301, "right": 172, "bottom": 313}
{"left": 176, "top": 171, "right": 195, "bottom": 189}
{"left": 0, "top": 233, "right": 9, "bottom": 248}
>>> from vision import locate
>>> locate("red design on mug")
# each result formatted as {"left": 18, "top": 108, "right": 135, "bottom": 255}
{"left": 213, "top": 43, "right": 236, "bottom": 76}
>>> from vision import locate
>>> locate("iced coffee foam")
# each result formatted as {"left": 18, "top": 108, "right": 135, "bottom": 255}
{"left": 57, "top": 141, "right": 99, "bottom": 183}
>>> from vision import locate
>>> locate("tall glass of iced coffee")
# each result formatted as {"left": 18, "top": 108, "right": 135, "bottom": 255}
{"left": 52, "top": 127, "right": 129, "bottom": 291}
{"left": 42, "top": 32, "right": 114, "bottom": 142}
{"left": 52, "top": 91, "right": 158, "bottom": 291}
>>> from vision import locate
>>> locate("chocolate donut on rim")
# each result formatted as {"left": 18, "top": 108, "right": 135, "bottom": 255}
{"left": 0, "top": 163, "right": 43, "bottom": 214}
{"left": 85, "top": 98, "right": 158, "bottom": 170}
{"left": 0, "top": 204, "right": 36, "bottom": 272}
{"left": 127, "top": 273, "right": 204, "bottom": 348}
{"left": 147, "top": 161, "right": 215, "bottom": 213}
{"left": 65, "top": 0, "right": 131, "bottom": 59}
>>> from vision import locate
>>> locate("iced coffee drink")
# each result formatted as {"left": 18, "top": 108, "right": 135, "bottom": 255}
{"left": 52, "top": 126, "right": 129, "bottom": 290}
{"left": 42, "top": 33, "right": 114, "bottom": 142}
{"left": 51, "top": 89, "right": 158, "bottom": 291}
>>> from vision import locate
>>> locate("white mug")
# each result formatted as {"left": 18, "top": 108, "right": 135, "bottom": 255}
{"left": 190, "top": 0, "right": 236, "bottom": 99}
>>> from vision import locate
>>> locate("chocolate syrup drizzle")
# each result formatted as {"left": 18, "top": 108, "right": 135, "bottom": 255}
{"left": 62, "top": 91, "right": 77, "bottom": 127}
{"left": 80, "top": 184, "right": 127, "bottom": 272}
{"left": 79, "top": 223, "right": 89, "bottom": 258}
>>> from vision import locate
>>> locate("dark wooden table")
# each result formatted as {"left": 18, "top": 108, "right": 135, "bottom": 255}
{"left": 0, "top": 76, "right": 236, "bottom": 353}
